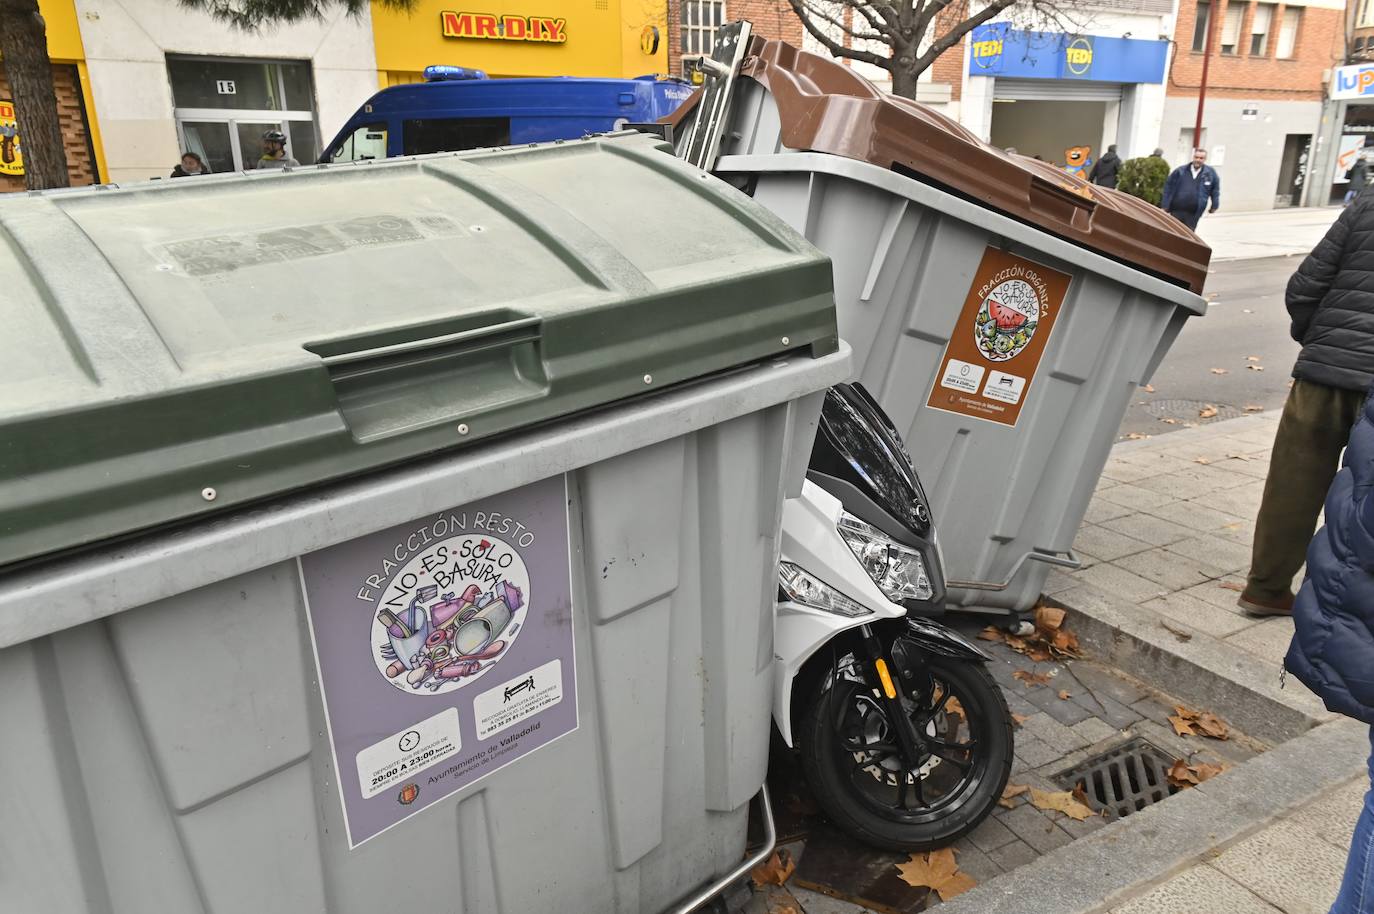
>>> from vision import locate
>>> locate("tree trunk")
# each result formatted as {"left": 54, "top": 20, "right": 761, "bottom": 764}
{"left": 892, "top": 60, "right": 920, "bottom": 100}
{"left": 0, "top": 0, "right": 68, "bottom": 190}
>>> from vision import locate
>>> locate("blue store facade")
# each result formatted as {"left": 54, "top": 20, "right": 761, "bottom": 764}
{"left": 962, "top": 23, "right": 1171, "bottom": 169}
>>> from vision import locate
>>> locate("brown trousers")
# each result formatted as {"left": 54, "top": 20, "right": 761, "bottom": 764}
{"left": 1247, "top": 378, "right": 1367, "bottom": 600}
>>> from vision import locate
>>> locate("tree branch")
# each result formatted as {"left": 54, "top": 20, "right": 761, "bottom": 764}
{"left": 912, "top": 0, "right": 1016, "bottom": 70}
{"left": 792, "top": 0, "right": 892, "bottom": 45}
{"left": 788, "top": 0, "right": 896, "bottom": 67}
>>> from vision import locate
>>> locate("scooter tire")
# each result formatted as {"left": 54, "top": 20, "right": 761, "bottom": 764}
{"left": 798, "top": 655, "right": 1014, "bottom": 853}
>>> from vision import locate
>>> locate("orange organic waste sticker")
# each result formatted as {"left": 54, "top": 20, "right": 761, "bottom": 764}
{"left": 926, "top": 248, "right": 1071, "bottom": 427}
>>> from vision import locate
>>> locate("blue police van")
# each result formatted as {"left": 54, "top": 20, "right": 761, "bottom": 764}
{"left": 324, "top": 66, "right": 695, "bottom": 163}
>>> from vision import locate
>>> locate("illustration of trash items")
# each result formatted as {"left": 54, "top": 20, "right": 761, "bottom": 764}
{"left": 380, "top": 584, "right": 438, "bottom": 683}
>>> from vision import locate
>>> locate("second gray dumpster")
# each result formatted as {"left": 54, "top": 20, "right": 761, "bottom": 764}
{"left": 673, "top": 38, "right": 1210, "bottom": 614}
{"left": 0, "top": 133, "right": 850, "bottom": 913}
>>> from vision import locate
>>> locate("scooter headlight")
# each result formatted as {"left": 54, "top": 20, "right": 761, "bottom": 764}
{"left": 837, "top": 512, "right": 934, "bottom": 602}
{"left": 778, "top": 562, "right": 871, "bottom": 617}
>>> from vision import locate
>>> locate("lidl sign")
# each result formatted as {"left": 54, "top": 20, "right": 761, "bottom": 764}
{"left": 440, "top": 11, "right": 567, "bottom": 43}
{"left": 1333, "top": 64, "right": 1374, "bottom": 100}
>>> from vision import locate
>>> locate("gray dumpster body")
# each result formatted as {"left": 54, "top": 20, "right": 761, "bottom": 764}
{"left": 0, "top": 133, "right": 850, "bottom": 913}
{"left": 682, "top": 41, "right": 1209, "bottom": 613}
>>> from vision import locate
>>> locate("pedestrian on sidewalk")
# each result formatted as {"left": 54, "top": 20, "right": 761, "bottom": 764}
{"left": 1346, "top": 152, "right": 1369, "bottom": 206}
{"left": 1160, "top": 148, "right": 1220, "bottom": 231}
{"left": 1089, "top": 144, "right": 1121, "bottom": 188}
{"left": 1285, "top": 385, "right": 1374, "bottom": 914}
{"left": 1239, "top": 195, "right": 1374, "bottom": 617}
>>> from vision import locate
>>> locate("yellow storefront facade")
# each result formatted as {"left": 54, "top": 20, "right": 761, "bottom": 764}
{"left": 370, "top": 0, "right": 670, "bottom": 87}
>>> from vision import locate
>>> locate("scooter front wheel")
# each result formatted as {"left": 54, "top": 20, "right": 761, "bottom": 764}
{"left": 798, "top": 652, "right": 1013, "bottom": 852}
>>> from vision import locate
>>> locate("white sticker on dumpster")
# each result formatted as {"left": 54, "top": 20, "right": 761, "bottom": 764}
{"left": 474, "top": 659, "right": 564, "bottom": 740}
{"left": 939, "top": 359, "right": 985, "bottom": 394}
{"left": 299, "top": 473, "right": 578, "bottom": 849}
{"left": 982, "top": 370, "right": 1026, "bottom": 404}
{"left": 356, "top": 707, "right": 462, "bottom": 799}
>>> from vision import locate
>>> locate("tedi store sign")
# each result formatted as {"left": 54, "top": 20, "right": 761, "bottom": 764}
{"left": 441, "top": 11, "right": 567, "bottom": 43}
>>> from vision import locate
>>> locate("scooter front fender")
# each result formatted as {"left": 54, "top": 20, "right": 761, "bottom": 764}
{"left": 773, "top": 601, "right": 862, "bottom": 747}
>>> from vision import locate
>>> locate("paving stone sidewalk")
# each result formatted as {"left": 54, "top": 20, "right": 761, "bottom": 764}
{"left": 1055, "top": 410, "right": 1299, "bottom": 678}
{"left": 1096, "top": 772, "right": 1365, "bottom": 913}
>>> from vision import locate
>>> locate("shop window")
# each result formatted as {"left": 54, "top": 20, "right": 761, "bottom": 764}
{"left": 1277, "top": 7, "right": 1301, "bottom": 57}
{"left": 402, "top": 118, "right": 510, "bottom": 156}
{"left": 681, "top": 0, "right": 725, "bottom": 61}
{"left": 1192, "top": 1, "right": 1211, "bottom": 52}
{"left": 1358, "top": 36, "right": 1368, "bottom": 55}
{"left": 1219, "top": 2, "right": 1246, "bottom": 54}
{"left": 169, "top": 56, "right": 318, "bottom": 170}
{"left": 1250, "top": 3, "right": 1274, "bottom": 55}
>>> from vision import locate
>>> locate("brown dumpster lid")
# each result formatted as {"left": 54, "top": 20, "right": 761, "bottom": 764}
{"left": 668, "top": 37, "right": 1210, "bottom": 294}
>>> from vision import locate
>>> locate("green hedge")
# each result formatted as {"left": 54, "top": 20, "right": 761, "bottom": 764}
{"left": 1117, "top": 156, "right": 1170, "bottom": 206}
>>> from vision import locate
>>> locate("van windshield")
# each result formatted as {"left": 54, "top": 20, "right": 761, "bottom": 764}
{"left": 403, "top": 117, "right": 511, "bottom": 155}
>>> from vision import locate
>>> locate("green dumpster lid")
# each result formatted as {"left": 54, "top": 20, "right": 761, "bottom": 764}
{"left": 0, "top": 132, "right": 838, "bottom": 569}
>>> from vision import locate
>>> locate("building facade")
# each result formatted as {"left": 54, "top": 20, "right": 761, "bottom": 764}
{"left": 1162, "top": 0, "right": 1345, "bottom": 209}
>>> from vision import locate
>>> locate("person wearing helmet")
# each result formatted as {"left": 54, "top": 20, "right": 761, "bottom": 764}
{"left": 257, "top": 130, "right": 300, "bottom": 169}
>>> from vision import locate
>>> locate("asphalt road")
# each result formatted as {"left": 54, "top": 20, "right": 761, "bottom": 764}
{"left": 1116, "top": 255, "right": 1305, "bottom": 441}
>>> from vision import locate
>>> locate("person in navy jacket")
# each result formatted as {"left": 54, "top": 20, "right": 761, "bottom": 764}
{"left": 1286, "top": 386, "right": 1374, "bottom": 913}
{"left": 1161, "top": 148, "right": 1220, "bottom": 231}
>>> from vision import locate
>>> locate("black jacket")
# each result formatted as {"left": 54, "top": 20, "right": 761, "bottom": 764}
{"left": 1089, "top": 152, "right": 1120, "bottom": 188}
{"left": 1287, "top": 195, "right": 1374, "bottom": 391}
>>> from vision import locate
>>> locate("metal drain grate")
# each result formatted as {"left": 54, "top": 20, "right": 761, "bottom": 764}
{"left": 1141, "top": 399, "right": 1246, "bottom": 423}
{"left": 1053, "top": 738, "right": 1180, "bottom": 819}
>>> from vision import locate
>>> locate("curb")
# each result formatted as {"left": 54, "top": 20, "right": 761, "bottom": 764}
{"left": 1112, "top": 409, "right": 1280, "bottom": 454}
{"left": 935, "top": 716, "right": 1365, "bottom": 914}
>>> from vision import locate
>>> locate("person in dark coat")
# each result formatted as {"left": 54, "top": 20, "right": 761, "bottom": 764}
{"left": 1239, "top": 195, "right": 1374, "bottom": 616}
{"left": 1345, "top": 152, "right": 1369, "bottom": 205}
{"left": 1088, "top": 144, "right": 1121, "bottom": 188}
{"left": 1285, "top": 386, "right": 1374, "bottom": 913}
{"left": 170, "top": 152, "right": 206, "bottom": 178}
{"left": 1160, "top": 148, "right": 1220, "bottom": 230}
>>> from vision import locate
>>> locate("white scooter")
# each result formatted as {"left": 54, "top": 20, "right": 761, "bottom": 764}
{"left": 773, "top": 384, "right": 1014, "bottom": 851}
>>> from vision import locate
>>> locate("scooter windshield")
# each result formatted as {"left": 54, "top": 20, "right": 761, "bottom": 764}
{"left": 814, "top": 384, "right": 930, "bottom": 537}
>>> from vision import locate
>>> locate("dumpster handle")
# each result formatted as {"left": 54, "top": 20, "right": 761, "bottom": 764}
{"left": 665, "top": 784, "right": 776, "bottom": 914}
{"left": 946, "top": 548, "right": 1083, "bottom": 593}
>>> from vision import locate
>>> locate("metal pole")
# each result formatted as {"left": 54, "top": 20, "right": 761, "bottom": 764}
{"left": 1194, "top": 0, "right": 1221, "bottom": 147}
{"left": 666, "top": 785, "right": 777, "bottom": 914}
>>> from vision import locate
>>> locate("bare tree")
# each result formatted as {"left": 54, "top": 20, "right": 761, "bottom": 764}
{"left": 787, "top": 0, "right": 1077, "bottom": 99}
{"left": 0, "top": 0, "right": 70, "bottom": 189}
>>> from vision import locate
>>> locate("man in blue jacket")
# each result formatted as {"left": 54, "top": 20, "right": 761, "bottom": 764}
{"left": 1160, "top": 148, "right": 1220, "bottom": 230}
{"left": 1286, "top": 386, "right": 1374, "bottom": 913}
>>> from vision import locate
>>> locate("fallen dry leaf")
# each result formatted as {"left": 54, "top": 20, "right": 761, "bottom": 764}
{"left": 1219, "top": 582, "right": 1245, "bottom": 592}
{"left": 1160, "top": 620, "right": 1194, "bottom": 642}
{"left": 1243, "top": 308, "right": 1254, "bottom": 313}
{"left": 978, "top": 626, "right": 1004, "bottom": 643}
{"left": 1195, "top": 457, "right": 1211, "bottom": 465}
{"left": 1199, "top": 405, "right": 1219, "bottom": 419}
{"left": 751, "top": 849, "right": 796, "bottom": 887}
{"left": 1029, "top": 787, "right": 1097, "bottom": 821}
{"left": 1227, "top": 453, "right": 1254, "bottom": 460}
{"left": 1246, "top": 356, "right": 1261, "bottom": 362}
{"left": 1171, "top": 705, "right": 1231, "bottom": 740}
{"left": 1071, "top": 782, "right": 1095, "bottom": 810}
{"left": 1011, "top": 712, "right": 1029, "bottom": 728}
{"left": 1142, "top": 384, "right": 1156, "bottom": 392}
{"left": 1013, "top": 670, "right": 1053, "bottom": 688}
{"left": 895, "top": 848, "right": 977, "bottom": 901}
{"left": 1161, "top": 417, "right": 1180, "bottom": 425}
{"left": 1247, "top": 365, "right": 1265, "bottom": 372}
{"left": 1210, "top": 368, "right": 1228, "bottom": 375}
{"left": 945, "top": 695, "right": 966, "bottom": 720}
{"left": 1058, "top": 689, "right": 1072, "bottom": 700}
{"left": 999, "top": 783, "right": 1030, "bottom": 808}
{"left": 1124, "top": 432, "right": 1151, "bottom": 440}
{"left": 1167, "top": 759, "right": 1227, "bottom": 789}
{"left": 1244, "top": 405, "right": 1263, "bottom": 412}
